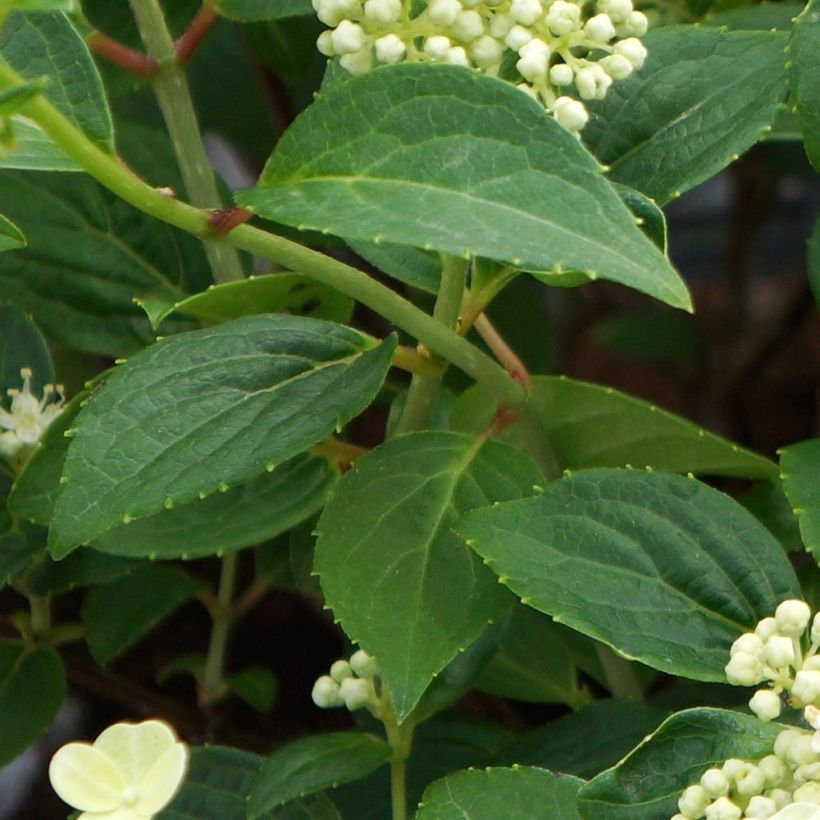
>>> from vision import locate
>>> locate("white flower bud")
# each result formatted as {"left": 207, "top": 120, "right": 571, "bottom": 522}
{"left": 505, "top": 24, "right": 533, "bottom": 49}
{"left": 600, "top": 53, "right": 633, "bottom": 79}
{"left": 768, "top": 789, "right": 792, "bottom": 809}
{"left": 549, "top": 63, "right": 574, "bottom": 85}
{"left": 375, "top": 33, "right": 406, "bottom": 63}
{"left": 516, "top": 82, "right": 539, "bottom": 100}
{"left": 516, "top": 38, "right": 550, "bottom": 81}
{"left": 445, "top": 46, "right": 470, "bottom": 65}
{"left": 316, "top": 0, "right": 360, "bottom": 25}
{"left": 546, "top": 0, "right": 582, "bottom": 34}
{"left": 614, "top": 37, "right": 647, "bottom": 68}
{"left": 776, "top": 600, "right": 812, "bottom": 638}
{"left": 775, "top": 729, "right": 806, "bottom": 760}
{"left": 732, "top": 633, "right": 766, "bottom": 657}
{"left": 701, "top": 769, "right": 730, "bottom": 798}
{"left": 364, "top": 0, "right": 402, "bottom": 21}
{"left": 339, "top": 677, "right": 373, "bottom": 710}
{"left": 723, "top": 759, "right": 747, "bottom": 780}
{"left": 584, "top": 13, "right": 615, "bottom": 42}
{"left": 470, "top": 35, "right": 503, "bottom": 67}
{"left": 805, "top": 657, "right": 820, "bottom": 672}
{"left": 451, "top": 9, "right": 484, "bottom": 41}
{"left": 735, "top": 762, "right": 766, "bottom": 796}
{"left": 622, "top": 10, "right": 648, "bottom": 34}
{"left": 598, "top": 0, "right": 632, "bottom": 22}
{"left": 812, "top": 614, "right": 820, "bottom": 645}
{"left": 788, "top": 734, "right": 818, "bottom": 766}
{"left": 750, "top": 689, "right": 782, "bottom": 721}
{"left": 756, "top": 618, "right": 780, "bottom": 641}
{"left": 793, "top": 781, "right": 820, "bottom": 803}
{"left": 744, "top": 796, "right": 778, "bottom": 819}
{"left": 349, "top": 649, "right": 379, "bottom": 679}
{"left": 679, "top": 784, "right": 709, "bottom": 818}
{"left": 489, "top": 12, "right": 514, "bottom": 36}
{"left": 552, "top": 96, "right": 588, "bottom": 132}
{"left": 794, "top": 671, "right": 820, "bottom": 706}
{"left": 424, "top": 35, "right": 452, "bottom": 58}
{"left": 725, "top": 652, "right": 765, "bottom": 686}
{"left": 797, "top": 761, "right": 820, "bottom": 781}
{"left": 766, "top": 635, "right": 797, "bottom": 669}
{"left": 509, "top": 0, "right": 542, "bottom": 24}
{"left": 330, "top": 659, "right": 353, "bottom": 681}
{"left": 317, "top": 30, "right": 336, "bottom": 55}
{"left": 427, "top": 0, "right": 462, "bottom": 23}
{"left": 704, "top": 796, "right": 742, "bottom": 820}
{"left": 807, "top": 705, "right": 820, "bottom": 730}
{"left": 574, "top": 63, "right": 612, "bottom": 100}
{"left": 758, "top": 755, "right": 789, "bottom": 788}
{"left": 311, "top": 675, "right": 343, "bottom": 708}
{"left": 331, "top": 20, "right": 366, "bottom": 54}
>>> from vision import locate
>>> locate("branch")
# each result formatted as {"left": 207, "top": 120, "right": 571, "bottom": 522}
{"left": 87, "top": 32, "right": 158, "bottom": 77}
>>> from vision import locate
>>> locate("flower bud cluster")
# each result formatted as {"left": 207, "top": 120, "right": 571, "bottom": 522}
{"left": 672, "top": 725, "right": 820, "bottom": 819}
{"left": 726, "top": 601, "right": 820, "bottom": 723}
{"left": 311, "top": 0, "right": 649, "bottom": 133}
{"left": 311, "top": 649, "right": 382, "bottom": 713}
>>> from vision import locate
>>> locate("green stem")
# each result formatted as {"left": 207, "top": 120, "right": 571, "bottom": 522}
{"left": 394, "top": 254, "right": 467, "bottom": 434}
{"left": 202, "top": 551, "right": 238, "bottom": 704}
{"left": 129, "top": 0, "right": 243, "bottom": 284}
{"left": 382, "top": 710, "right": 414, "bottom": 820}
{"left": 0, "top": 60, "right": 524, "bottom": 407}
{"left": 28, "top": 594, "right": 51, "bottom": 639}
{"left": 595, "top": 644, "right": 644, "bottom": 701}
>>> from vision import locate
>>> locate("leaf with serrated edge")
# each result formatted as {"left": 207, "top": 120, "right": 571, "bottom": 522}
{"left": 449, "top": 376, "right": 777, "bottom": 479}
{"left": 789, "top": 0, "right": 820, "bottom": 170}
{"left": 315, "top": 431, "right": 543, "bottom": 721}
{"left": 577, "top": 708, "right": 782, "bottom": 819}
{"left": 49, "top": 315, "right": 395, "bottom": 557}
{"left": 780, "top": 439, "right": 820, "bottom": 560}
{"left": 248, "top": 732, "right": 390, "bottom": 819}
{"left": 238, "top": 64, "right": 690, "bottom": 311}
{"left": 416, "top": 766, "right": 584, "bottom": 820}
{"left": 0, "top": 303, "right": 53, "bottom": 395}
{"left": 457, "top": 469, "right": 800, "bottom": 681}
{"left": 584, "top": 27, "right": 789, "bottom": 205}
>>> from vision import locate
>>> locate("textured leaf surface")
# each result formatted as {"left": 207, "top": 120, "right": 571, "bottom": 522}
{"left": 0, "top": 11, "right": 113, "bottom": 170}
{"left": 584, "top": 27, "right": 789, "bottom": 204}
{"left": 0, "top": 172, "right": 209, "bottom": 356}
{"left": 780, "top": 438, "right": 820, "bottom": 559}
{"left": 24, "top": 549, "right": 136, "bottom": 595}
{"left": 0, "top": 641, "right": 65, "bottom": 766}
{"left": 315, "top": 431, "right": 543, "bottom": 720}
{"left": 238, "top": 64, "right": 690, "bottom": 310}
{"left": 215, "top": 0, "right": 312, "bottom": 19}
{"left": 704, "top": 2, "right": 803, "bottom": 30}
{"left": 0, "top": 214, "right": 24, "bottom": 253}
{"left": 0, "top": 303, "right": 53, "bottom": 395}
{"left": 578, "top": 709, "right": 782, "bottom": 819}
{"left": 0, "top": 526, "right": 45, "bottom": 588}
{"left": 789, "top": 0, "right": 820, "bottom": 169}
{"left": 417, "top": 766, "right": 583, "bottom": 820}
{"left": 248, "top": 733, "right": 390, "bottom": 819}
{"left": 49, "top": 316, "right": 394, "bottom": 557}
{"left": 82, "top": 564, "right": 205, "bottom": 665}
{"left": 449, "top": 376, "right": 777, "bottom": 479}
{"left": 457, "top": 469, "right": 800, "bottom": 680}
{"left": 348, "top": 240, "right": 442, "bottom": 293}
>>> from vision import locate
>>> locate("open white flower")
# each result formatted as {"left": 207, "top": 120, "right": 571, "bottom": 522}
{"left": 49, "top": 719, "right": 188, "bottom": 820}
{"left": 0, "top": 367, "right": 64, "bottom": 460}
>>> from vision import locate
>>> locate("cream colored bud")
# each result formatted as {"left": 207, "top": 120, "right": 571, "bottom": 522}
{"left": 614, "top": 37, "right": 647, "bottom": 68}
{"left": 546, "top": 0, "right": 581, "bottom": 34}
{"left": 424, "top": 35, "right": 452, "bottom": 58}
{"left": 317, "top": 30, "right": 336, "bottom": 55}
{"left": 704, "top": 796, "right": 742, "bottom": 820}
{"left": 725, "top": 652, "right": 765, "bottom": 686}
{"left": 331, "top": 20, "right": 366, "bottom": 54}
{"left": 768, "top": 789, "right": 792, "bottom": 809}
{"left": 758, "top": 754, "right": 789, "bottom": 788}
{"left": 584, "top": 12, "right": 615, "bottom": 42}
{"left": 700, "top": 768, "right": 729, "bottom": 798}
{"left": 375, "top": 34, "right": 406, "bottom": 63}
{"left": 734, "top": 762, "right": 766, "bottom": 796}
{"left": 339, "top": 677, "right": 372, "bottom": 710}
{"left": 600, "top": 53, "right": 633, "bottom": 79}
{"left": 776, "top": 600, "right": 812, "bottom": 637}
{"left": 311, "top": 675, "right": 343, "bottom": 708}
{"left": 330, "top": 659, "right": 353, "bottom": 681}
{"left": 505, "top": 24, "right": 533, "bottom": 50}
{"left": 812, "top": 614, "right": 820, "bottom": 645}
{"left": 766, "top": 635, "right": 797, "bottom": 669}
{"left": 550, "top": 63, "right": 574, "bottom": 85}
{"left": 722, "top": 758, "right": 747, "bottom": 780}
{"left": 552, "top": 96, "right": 588, "bottom": 132}
{"left": 364, "top": 0, "right": 402, "bottom": 21}
{"left": 793, "top": 671, "right": 820, "bottom": 706}
{"left": 451, "top": 9, "right": 484, "bottom": 41}
{"left": 445, "top": 46, "right": 471, "bottom": 65}
{"left": 489, "top": 12, "right": 514, "bottom": 36}
{"left": 509, "top": 0, "right": 542, "bottom": 24}
{"left": 744, "top": 796, "right": 777, "bottom": 819}
{"left": 774, "top": 728, "right": 806, "bottom": 760}
{"left": 349, "top": 649, "right": 379, "bottom": 679}
{"left": 623, "top": 10, "right": 648, "bottom": 34}
{"left": 575, "top": 63, "right": 612, "bottom": 100}
{"left": 427, "top": 0, "right": 461, "bottom": 23}
{"left": 756, "top": 618, "right": 779, "bottom": 641}
{"left": 793, "top": 781, "right": 820, "bottom": 803}
{"left": 732, "top": 633, "right": 766, "bottom": 657}
{"left": 470, "top": 35, "right": 503, "bottom": 68}
{"left": 598, "top": 0, "right": 632, "bottom": 22}
{"left": 679, "top": 784, "right": 709, "bottom": 818}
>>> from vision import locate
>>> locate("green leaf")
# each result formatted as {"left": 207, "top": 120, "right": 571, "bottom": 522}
{"left": 215, "top": 0, "right": 312, "bottom": 19}
{"left": 810, "top": 216, "right": 820, "bottom": 306}
{"left": 456, "top": 469, "right": 800, "bottom": 681}
{"left": 0, "top": 303, "right": 53, "bottom": 395}
{"left": 0, "top": 524, "right": 46, "bottom": 588}
{"left": 610, "top": 182, "right": 667, "bottom": 253}
{"left": 494, "top": 700, "right": 666, "bottom": 780}
{"left": 147, "top": 272, "right": 354, "bottom": 330}
{"left": 789, "top": 0, "right": 820, "bottom": 170}
{"left": 417, "top": 767, "right": 583, "bottom": 820}
{"left": 348, "top": 240, "right": 443, "bottom": 294}
{"left": 49, "top": 316, "right": 394, "bottom": 557}
{"left": 781, "top": 438, "right": 820, "bottom": 559}
{"left": 226, "top": 666, "right": 278, "bottom": 713}
{"left": 248, "top": 732, "right": 391, "bottom": 819}
{"left": 0, "top": 11, "right": 113, "bottom": 170}
{"left": 704, "top": 2, "right": 804, "bottom": 31}
{"left": 238, "top": 64, "right": 691, "bottom": 311}
{"left": 740, "top": 480, "right": 803, "bottom": 553}
{"left": 449, "top": 376, "right": 778, "bottom": 479}
{"left": 23, "top": 549, "right": 136, "bottom": 595}
{"left": 577, "top": 708, "right": 782, "bottom": 819}
{"left": 0, "top": 213, "right": 24, "bottom": 253}
{"left": 0, "top": 641, "right": 65, "bottom": 766}
{"left": 0, "top": 172, "right": 208, "bottom": 356}
{"left": 82, "top": 564, "right": 206, "bottom": 665}
{"left": 315, "top": 431, "right": 543, "bottom": 720}
{"left": 584, "top": 27, "right": 790, "bottom": 205}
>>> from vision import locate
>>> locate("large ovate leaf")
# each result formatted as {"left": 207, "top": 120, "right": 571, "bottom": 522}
{"left": 780, "top": 438, "right": 820, "bottom": 560}
{"left": 315, "top": 431, "right": 543, "bottom": 721}
{"left": 82, "top": 564, "right": 206, "bottom": 665}
{"left": 248, "top": 732, "right": 391, "bottom": 819}
{"left": 456, "top": 469, "right": 800, "bottom": 681}
{"left": 0, "top": 641, "right": 65, "bottom": 766}
{"left": 0, "top": 11, "right": 113, "bottom": 171}
{"left": 584, "top": 27, "right": 789, "bottom": 204}
{"left": 0, "top": 303, "right": 53, "bottom": 395}
{"left": 0, "top": 214, "right": 24, "bottom": 253}
{"left": 48, "top": 315, "right": 395, "bottom": 557}
{"left": 789, "top": 0, "right": 820, "bottom": 169}
{"left": 449, "top": 376, "right": 777, "bottom": 479}
{"left": 0, "top": 172, "right": 209, "bottom": 356}
{"left": 577, "top": 708, "right": 782, "bottom": 819}
{"left": 238, "top": 64, "right": 691, "bottom": 311}
{"left": 416, "top": 767, "right": 584, "bottom": 820}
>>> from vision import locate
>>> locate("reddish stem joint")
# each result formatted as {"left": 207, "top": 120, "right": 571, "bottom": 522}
{"left": 209, "top": 207, "right": 254, "bottom": 235}
{"left": 176, "top": 7, "right": 220, "bottom": 63}
{"left": 87, "top": 33, "right": 158, "bottom": 78}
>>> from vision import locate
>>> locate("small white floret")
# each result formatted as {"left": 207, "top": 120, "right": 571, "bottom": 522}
{"left": 509, "top": 0, "right": 542, "bottom": 24}
{"left": 574, "top": 63, "right": 612, "bottom": 100}
{"left": 614, "top": 37, "right": 647, "bottom": 68}
{"left": 749, "top": 689, "right": 782, "bottom": 722}
{"left": 340, "top": 47, "right": 373, "bottom": 74}
{"left": 775, "top": 599, "right": 812, "bottom": 637}
{"left": 331, "top": 20, "right": 366, "bottom": 54}
{"left": 600, "top": 53, "right": 633, "bottom": 79}
{"left": 451, "top": 9, "right": 484, "bottom": 41}
{"left": 584, "top": 13, "right": 616, "bottom": 42}
{"left": 489, "top": 12, "right": 514, "bottom": 37}
{"left": 546, "top": 0, "right": 581, "bottom": 35}
{"left": 446, "top": 45, "right": 471, "bottom": 65}
{"left": 427, "top": 0, "right": 462, "bottom": 24}
{"left": 678, "top": 784, "right": 709, "bottom": 818}
{"left": 312, "top": 675, "right": 343, "bottom": 708}
{"left": 470, "top": 35, "right": 503, "bottom": 68}
{"left": 375, "top": 34, "right": 406, "bottom": 63}
{"left": 597, "top": 0, "right": 632, "bottom": 22}
{"left": 317, "top": 30, "right": 336, "bottom": 55}
{"left": 552, "top": 96, "right": 588, "bottom": 132}
{"left": 364, "top": 0, "right": 402, "bottom": 21}
{"left": 424, "top": 35, "right": 452, "bottom": 58}
{"left": 704, "top": 796, "right": 742, "bottom": 820}
{"left": 549, "top": 63, "right": 574, "bottom": 85}
{"left": 622, "top": 10, "right": 648, "bottom": 34}
{"left": 339, "top": 677, "right": 373, "bottom": 710}
{"left": 505, "top": 24, "right": 533, "bottom": 49}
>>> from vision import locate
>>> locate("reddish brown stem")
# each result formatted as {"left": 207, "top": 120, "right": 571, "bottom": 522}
{"left": 209, "top": 206, "right": 254, "bottom": 235}
{"left": 176, "top": 6, "right": 220, "bottom": 63}
{"left": 87, "top": 32, "right": 158, "bottom": 77}
{"left": 473, "top": 313, "right": 532, "bottom": 394}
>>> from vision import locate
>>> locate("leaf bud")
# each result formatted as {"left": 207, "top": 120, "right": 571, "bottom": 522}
{"left": 311, "top": 675, "right": 343, "bottom": 708}
{"left": 330, "top": 659, "right": 354, "bottom": 682}
{"left": 509, "top": 0, "right": 543, "bottom": 25}
{"left": 704, "top": 796, "right": 742, "bottom": 820}
{"left": 678, "top": 784, "right": 709, "bottom": 818}
{"left": 765, "top": 635, "right": 796, "bottom": 669}
{"left": 725, "top": 652, "right": 765, "bottom": 686}
{"left": 331, "top": 20, "right": 366, "bottom": 54}
{"left": 584, "top": 13, "right": 616, "bottom": 42}
{"left": 375, "top": 34, "right": 407, "bottom": 63}
{"left": 793, "top": 670, "right": 820, "bottom": 706}
{"left": 550, "top": 63, "right": 574, "bottom": 85}
{"left": 350, "top": 649, "right": 379, "bottom": 678}
{"left": 700, "top": 768, "right": 730, "bottom": 798}
{"left": 613, "top": 37, "right": 647, "bottom": 69}
{"left": 427, "top": 0, "right": 462, "bottom": 24}
{"left": 734, "top": 762, "right": 766, "bottom": 796}
{"left": 339, "top": 677, "right": 373, "bottom": 710}
{"left": 775, "top": 600, "right": 812, "bottom": 638}
{"left": 451, "top": 10, "right": 484, "bottom": 41}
